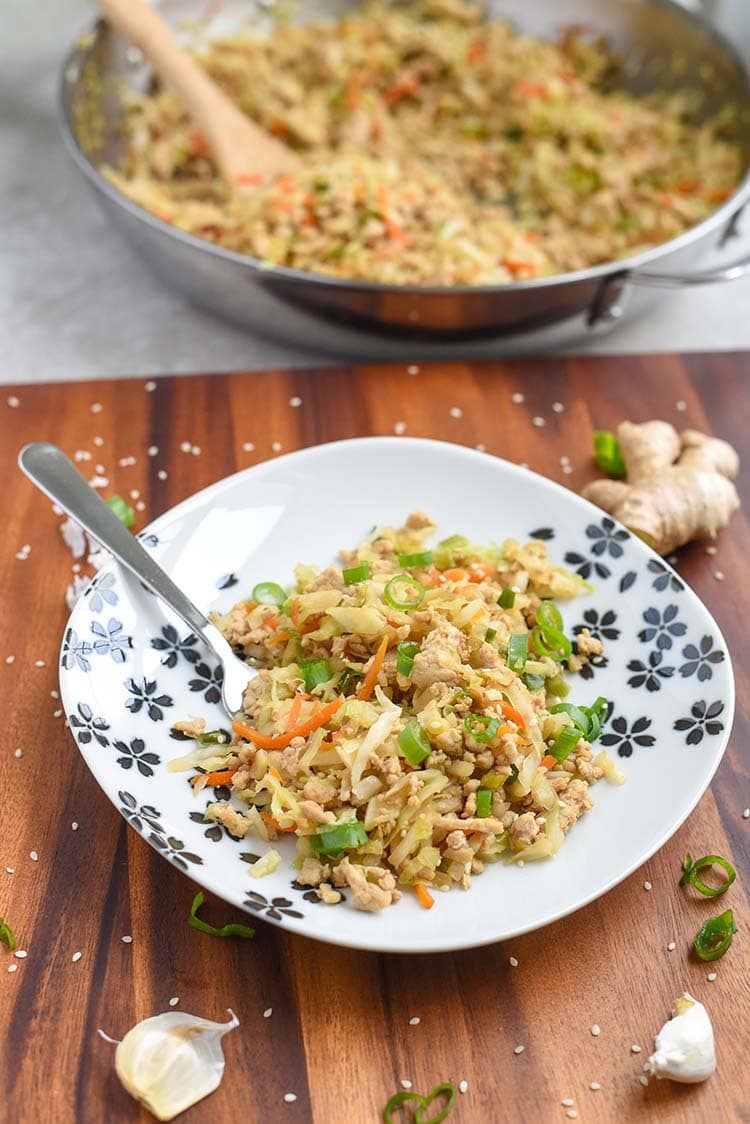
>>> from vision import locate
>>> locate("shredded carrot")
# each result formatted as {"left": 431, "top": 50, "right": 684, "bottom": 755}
{"left": 235, "top": 171, "right": 263, "bottom": 186}
{"left": 291, "top": 598, "right": 301, "bottom": 630}
{"left": 357, "top": 634, "right": 389, "bottom": 701}
{"left": 504, "top": 258, "right": 535, "bottom": 273}
{"left": 268, "top": 767, "right": 283, "bottom": 781}
{"left": 285, "top": 693, "right": 303, "bottom": 732}
{"left": 674, "top": 179, "right": 700, "bottom": 194}
{"left": 443, "top": 568, "right": 468, "bottom": 582}
{"left": 513, "top": 80, "right": 549, "bottom": 99}
{"left": 264, "top": 614, "right": 280, "bottom": 632}
{"left": 541, "top": 754, "right": 558, "bottom": 769}
{"left": 261, "top": 812, "right": 297, "bottom": 834}
{"left": 376, "top": 184, "right": 410, "bottom": 244}
{"left": 466, "top": 39, "right": 485, "bottom": 63}
{"left": 422, "top": 564, "right": 445, "bottom": 588}
{"left": 706, "top": 186, "right": 731, "bottom": 203}
{"left": 266, "top": 630, "right": 292, "bottom": 647}
{"left": 190, "top": 768, "right": 236, "bottom": 787}
{"left": 345, "top": 71, "right": 362, "bottom": 110}
{"left": 383, "top": 75, "right": 420, "bottom": 106}
{"left": 187, "top": 129, "right": 210, "bottom": 158}
{"left": 468, "top": 563, "right": 495, "bottom": 583}
{"left": 233, "top": 698, "right": 343, "bottom": 751}
{"left": 500, "top": 701, "right": 526, "bottom": 729}
{"left": 415, "top": 883, "right": 435, "bottom": 910}
{"left": 276, "top": 174, "right": 296, "bottom": 194}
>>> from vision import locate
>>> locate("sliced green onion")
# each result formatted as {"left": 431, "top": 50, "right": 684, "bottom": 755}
{"left": 504, "top": 763, "right": 519, "bottom": 786}
{"left": 693, "top": 908, "right": 738, "bottom": 961}
{"left": 0, "top": 917, "right": 16, "bottom": 951}
{"left": 583, "top": 696, "right": 609, "bottom": 742}
{"left": 384, "top": 574, "right": 425, "bottom": 611}
{"left": 480, "top": 774, "right": 504, "bottom": 790}
{"left": 680, "top": 853, "right": 736, "bottom": 897}
{"left": 397, "top": 641, "right": 420, "bottom": 678}
{"left": 549, "top": 725, "right": 581, "bottom": 762}
{"left": 398, "top": 719, "right": 432, "bottom": 766}
{"left": 299, "top": 658, "right": 332, "bottom": 692}
{"left": 343, "top": 560, "right": 371, "bottom": 585}
{"left": 498, "top": 588, "right": 516, "bottom": 609}
{"left": 550, "top": 703, "right": 590, "bottom": 733}
{"left": 593, "top": 430, "right": 627, "bottom": 478}
{"left": 545, "top": 673, "right": 570, "bottom": 698}
{"left": 485, "top": 627, "right": 497, "bottom": 643}
{"left": 464, "top": 713, "right": 500, "bottom": 743}
{"left": 536, "top": 601, "right": 564, "bottom": 632}
{"left": 198, "top": 728, "right": 232, "bottom": 746}
{"left": 106, "top": 494, "right": 135, "bottom": 528}
{"left": 188, "top": 891, "right": 255, "bottom": 940}
{"left": 384, "top": 1092, "right": 426, "bottom": 1124}
{"left": 532, "top": 624, "right": 572, "bottom": 661}
{"left": 507, "top": 633, "right": 528, "bottom": 672}
{"left": 475, "top": 789, "right": 493, "bottom": 818}
{"left": 252, "top": 581, "right": 286, "bottom": 606}
{"left": 310, "top": 819, "right": 368, "bottom": 856}
{"left": 523, "top": 672, "right": 546, "bottom": 691}
{"left": 338, "top": 667, "right": 363, "bottom": 695}
{"left": 415, "top": 1083, "right": 457, "bottom": 1124}
{"left": 398, "top": 550, "right": 434, "bottom": 569}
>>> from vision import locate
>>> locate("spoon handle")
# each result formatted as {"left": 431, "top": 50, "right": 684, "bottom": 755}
{"left": 19, "top": 442, "right": 212, "bottom": 639}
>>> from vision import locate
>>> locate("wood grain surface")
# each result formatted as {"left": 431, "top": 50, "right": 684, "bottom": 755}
{"left": 1, "top": 354, "right": 749, "bottom": 1124}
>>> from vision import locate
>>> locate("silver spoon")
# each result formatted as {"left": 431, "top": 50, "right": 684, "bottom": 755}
{"left": 19, "top": 442, "right": 252, "bottom": 716}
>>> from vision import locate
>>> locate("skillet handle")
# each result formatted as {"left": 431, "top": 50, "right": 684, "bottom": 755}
{"left": 629, "top": 253, "right": 750, "bottom": 288}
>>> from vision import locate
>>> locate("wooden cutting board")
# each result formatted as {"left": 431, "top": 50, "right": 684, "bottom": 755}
{"left": 1, "top": 354, "right": 749, "bottom": 1124}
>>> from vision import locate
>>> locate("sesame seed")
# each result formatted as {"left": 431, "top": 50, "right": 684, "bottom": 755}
{"left": 707, "top": 972, "right": 717, "bottom": 981}
{"left": 644, "top": 881, "right": 652, "bottom": 891}
{"left": 566, "top": 1111, "right": 578, "bottom": 1120}
{"left": 561, "top": 1097, "right": 575, "bottom": 1106}
{"left": 145, "top": 380, "right": 157, "bottom": 392}
{"left": 552, "top": 401, "right": 565, "bottom": 413}
{"left": 169, "top": 997, "right": 180, "bottom": 1006}
{"left": 590, "top": 1082, "right": 602, "bottom": 1091}
{"left": 449, "top": 406, "right": 463, "bottom": 419}
{"left": 714, "top": 571, "right": 725, "bottom": 582}
{"left": 639, "top": 1075, "right": 649, "bottom": 1087}
{"left": 7, "top": 964, "right": 17, "bottom": 973}
{"left": 516, "top": 859, "right": 525, "bottom": 868}
{"left": 14, "top": 749, "right": 23, "bottom": 759}
{"left": 90, "top": 402, "right": 103, "bottom": 414}
{"left": 509, "top": 956, "right": 519, "bottom": 967}
{"left": 191, "top": 445, "right": 201, "bottom": 456}
{"left": 475, "top": 443, "right": 486, "bottom": 452}
{"left": 34, "top": 660, "right": 46, "bottom": 668}
{"left": 393, "top": 421, "right": 407, "bottom": 435}
{"left": 5, "top": 868, "right": 13, "bottom": 874}
{"left": 560, "top": 455, "right": 570, "bottom": 466}
{"left": 157, "top": 470, "right": 168, "bottom": 480}
{"left": 74, "top": 450, "right": 92, "bottom": 463}
{"left": 118, "top": 456, "right": 136, "bottom": 468}
{"left": 667, "top": 942, "right": 676, "bottom": 951}
{"left": 400, "top": 1079, "right": 412, "bottom": 1090}
{"left": 743, "top": 809, "right": 749, "bottom": 819}
{"left": 705, "top": 545, "right": 718, "bottom": 556}
{"left": 148, "top": 446, "right": 159, "bottom": 457}
{"left": 180, "top": 441, "right": 191, "bottom": 453}
{"left": 532, "top": 416, "right": 545, "bottom": 427}
{"left": 407, "top": 364, "right": 420, "bottom": 375}
{"left": 631, "top": 1045, "right": 642, "bottom": 1054}
{"left": 242, "top": 442, "right": 255, "bottom": 452}
{"left": 136, "top": 501, "right": 146, "bottom": 512}
{"left": 14, "top": 950, "right": 27, "bottom": 959}
{"left": 289, "top": 396, "right": 302, "bottom": 407}
{"left": 675, "top": 400, "right": 687, "bottom": 412}
{"left": 121, "top": 935, "right": 133, "bottom": 944}
{"left": 562, "top": 465, "right": 573, "bottom": 475}
{"left": 129, "top": 489, "right": 140, "bottom": 500}
{"left": 72, "top": 951, "right": 82, "bottom": 962}
{"left": 7, "top": 396, "right": 20, "bottom": 408}
{"left": 29, "top": 851, "right": 38, "bottom": 862}
{"left": 459, "top": 1081, "right": 468, "bottom": 1094}
{"left": 51, "top": 690, "right": 59, "bottom": 699}
{"left": 53, "top": 710, "right": 63, "bottom": 719}
{"left": 283, "top": 1093, "right": 297, "bottom": 1104}
{"left": 514, "top": 1045, "right": 525, "bottom": 1054}
{"left": 263, "top": 1007, "right": 273, "bottom": 1018}
{"left": 408, "top": 1016, "right": 421, "bottom": 1026}
{"left": 271, "top": 441, "right": 283, "bottom": 453}
{"left": 590, "top": 1025, "right": 600, "bottom": 1037}
{"left": 511, "top": 392, "right": 525, "bottom": 404}
{"left": 93, "top": 436, "right": 104, "bottom": 447}
{"left": 5, "top": 656, "right": 15, "bottom": 665}
{"left": 71, "top": 822, "right": 79, "bottom": 831}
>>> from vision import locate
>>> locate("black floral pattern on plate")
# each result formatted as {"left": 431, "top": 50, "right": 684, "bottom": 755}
{"left": 243, "top": 892, "right": 303, "bottom": 921}
{"left": 119, "top": 791, "right": 204, "bottom": 870}
{"left": 119, "top": 790, "right": 162, "bottom": 833}
{"left": 574, "top": 608, "right": 620, "bottom": 643}
{"left": 291, "top": 880, "right": 346, "bottom": 907}
{"left": 679, "top": 636, "right": 725, "bottom": 681}
{"left": 648, "top": 559, "right": 684, "bottom": 594}
{"left": 149, "top": 832, "right": 203, "bottom": 872}
{"left": 638, "top": 604, "right": 687, "bottom": 650}
{"left": 216, "top": 572, "right": 239, "bottom": 590}
{"left": 69, "top": 702, "right": 110, "bottom": 747}
{"left": 125, "top": 677, "right": 174, "bottom": 721}
{"left": 575, "top": 651, "right": 609, "bottom": 681}
{"left": 627, "top": 650, "right": 675, "bottom": 692}
{"left": 239, "top": 851, "right": 262, "bottom": 865}
{"left": 188, "top": 661, "right": 224, "bottom": 705}
{"left": 619, "top": 570, "right": 637, "bottom": 593}
{"left": 137, "top": 533, "right": 159, "bottom": 548}
{"left": 62, "top": 627, "right": 93, "bottom": 672}
{"left": 600, "top": 714, "right": 655, "bottom": 758}
{"left": 674, "top": 700, "right": 725, "bottom": 745}
{"left": 565, "top": 518, "right": 629, "bottom": 581}
{"left": 88, "top": 572, "right": 118, "bottom": 613}
{"left": 528, "top": 527, "right": 555, "bottom": 541}
{"left": 91, "top": 618, "right": 133, "bottom": 663}
{"left": 151, "top": 624, "right": 200, "bottom": 668}
{"left": 189, "top": 805, "right": 235, "bottom": 842}
{"left": 113, "top": 736, "right": 161, "bottom": 777}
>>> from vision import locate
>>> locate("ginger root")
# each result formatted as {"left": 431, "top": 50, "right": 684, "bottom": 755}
{"left": 582, "top": 420, "right": 740, "bottom": 555}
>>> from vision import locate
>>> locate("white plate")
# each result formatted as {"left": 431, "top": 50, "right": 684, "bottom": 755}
{"left": 58, "top": 438, "right": 734, "bottom": 953}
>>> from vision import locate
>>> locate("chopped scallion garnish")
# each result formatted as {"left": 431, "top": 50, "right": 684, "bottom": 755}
{"left": 338, "top": 667, "right": 363, "bottom": 695}
{"left": 549, "top": 725, "right": 581, "bottom": 761}
{"left": 504, "top": 764, "right": 520, "bottom": 786}
{"left": 0, "top": 917, "right": 17, "bottom": 951}
{"left": 398, "top": 719, "right": 432, "bottom": 766}
{"left": 680, "top": 853, "right": 736, "bottom": 898}
{"left": 693, "top": 908, "right": 738, "bottom": 961}
{"left": 188, "top": 891, "right": 255, "bottom": 940}
{"left": 384, "top": 574, "right": 426, "bottom": 611}
{"left": 498, "top": 588, "right": 516, "bottom": 609}
{"left": 485, "top": 627, "right": 497, "bottom": 643}
{"left": 593, "top": 430, "right": 627, "bottom": 478}
{"left": 523, "top": 672, "right": 546, "bottom": 691}
{"left": 383, "top": 1082, "right": 457, "bottom": 1124}
{"left": 397, "top": 550, "right": 434, "bottom": 569}
{"left": 299, "top": 658, "right": 332, "bottom": 692}
{"left": 507, "top": 633, "right": 528, "bottom": 672}
{"left": 343, "top": 560, "right": 371, "bottom": 585}
{"left": 198, "top": 728, "right": 232, "bottom": 746}
{"left": 310, "top": 820, "right": 368, "bottom": 856}
{"left": 106, "top": 494, "right": 135, "bottom": 528}
{"left": 397, "top": 641, "right": 420, "bottom": 678}
{"left": 532, "top": 624, "right": 572, "bottom": 661}
{"left": 464, "top": 713, "right": 500, "bottom": 743}
{"left": 475, "top": 789, "right": 493, "bottom": 818}
{"left": 251, "top": 581, "right": 287, "bottom": 607}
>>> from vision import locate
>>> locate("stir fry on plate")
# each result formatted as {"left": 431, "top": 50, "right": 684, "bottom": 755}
{"left": 171, "top": 513, "right": 623, "bottom": 912}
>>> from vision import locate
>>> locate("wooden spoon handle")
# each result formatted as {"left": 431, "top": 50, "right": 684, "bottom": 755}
{"left": 97, "top": 0, "right": 298, "bottom": 184}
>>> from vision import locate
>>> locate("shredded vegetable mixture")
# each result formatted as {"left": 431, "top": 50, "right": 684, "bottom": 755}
{"left": 171, "top": 513, "right": 623, "bottom": 912}
{"left": 104, "top": 0, "right": 741, "bottom": 286}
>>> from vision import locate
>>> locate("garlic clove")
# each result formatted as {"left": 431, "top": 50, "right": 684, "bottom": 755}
{"left": 113, "top": 1008, "right": 239, "bottom": 1120}
{"left": 647, "top": 993, "right": 716, "bottom": 1084}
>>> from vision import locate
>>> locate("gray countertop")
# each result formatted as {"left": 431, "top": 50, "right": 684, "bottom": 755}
{"left": 3, "top": 0, "right": 750, "bottom": 385}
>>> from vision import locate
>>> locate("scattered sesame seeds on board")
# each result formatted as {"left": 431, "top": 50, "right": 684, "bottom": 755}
{"left": 509, "top": 956, "right": 518, "bottom": 967}
{"left": 283, "top": 1093, "right": 297, "bottom": 1104}
{"left": 714, "top": 571, "right": 725, "bottom": 581}
{"left": 7, "top": 396, "right": 20, "bottom": 408}
{"left": 263, "top": 1008, "right": 273, "bottom": 1018}
{"left": 449, "top": 406, "right": 463, "bottom": 419}
{"left": 400, "top": 1079, "right": 412, "bottom": 1090}
{"left": 590, "top": 1025, "right": 601, "bottom": 1037}
{"left": 145, "top": 380, "right": 157, "bottom": 392}
{"left": 561, "top": 1097, "right": 575, "bottom": 1106}
{"left": 743, "top": 808, "right": 750, "bottom": 819}
{"left": 29, "top": 851, "right": 38, "bottom": 862}
{"left": 667, "top": 942, "right": 676, "bottom": 952}
{"left": 707, "top": 972, "right": 717, "bottom": 982}
{"left": 121, "top": 935, "right": 133, "bottom": 944}
{"left": 7, "top": 964, "right": 17, "bottom": 974}
{"left": 393, "top": 421, "right": 407, "bottom": 435}
{"left": 513, "top": 1044, "right": 525, "bottom": 1055}
{"left": 532, "top": 416, "right": 545, "bottom": 427}
{"left": 511, "top": 392, "right": 525, "bottom": 404}
{"left": 639, "top": 1075, "right": 649, "bottom": 1087}
{"left": 90, "top": 403, "right": 103, "bottom": 414}
{"left": 590, "top": 1082, "right": 602, "bottom": 1091}
{"left": 71, "top": 951, "right": 82, "bottom": 963}
{"left": 408, "top": 1016, "right": 421, "bottom": 1026}
{"left": 644, "top": 881, "right": 652, "bottom": 891}
{"left": 458, "top": 1081, "right": 468, "bottom": 1094}
{"left": 169, "top": 997, "right": 180, "bottom": 1007}
{"left": 631, "top": 1045, "right": 642, "bottom": 1054}
{"left": 242, "top": 442, "right": 256, "bottom": 452}
{"left": 289, "top": 396, "right": 302, "bottom": 407}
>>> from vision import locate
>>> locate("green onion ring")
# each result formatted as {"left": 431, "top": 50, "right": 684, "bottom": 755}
{"left": 343, "top": 560, "right": 371, "bottom": 585}
{"left": 384, "top": 573, "right": 426, "bottom": 611}
{"left": 252, "top": 581, "right": 287, "bottom": 606}
{"left": 397, "top": 550, "right": 434, "bottom": 568}
{"left": 415, "top": 1083, "right": 457, "bottom": 1124}
{"left": 693, "top": 908, "right": 738, "bottom": 961}
{"left": 680, "top": 853, "right": 736, "bottom": 897}
{"left": 532, "top": 624, "right": 572, "bottom": 661}
{"left": 464, "top": 713, "right": 500, "bottom": 743}
{"left": 383, "top": 1092, "right": 427, "bottom": 1123}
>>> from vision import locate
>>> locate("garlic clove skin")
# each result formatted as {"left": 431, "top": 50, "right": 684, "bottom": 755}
{"left": 647, "top": 993, "right": 716, "bottom": 1084}
{"left": 114, "top": 1009, "right": 239, "bottom": 1120}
